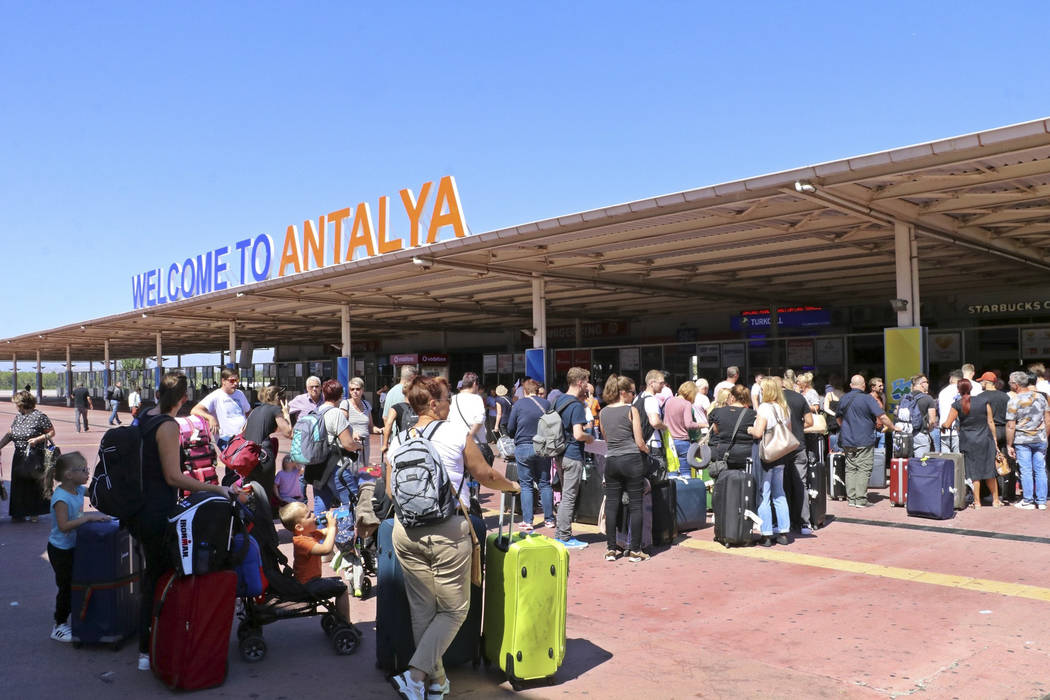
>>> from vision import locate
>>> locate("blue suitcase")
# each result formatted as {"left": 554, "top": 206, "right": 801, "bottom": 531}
{"left": 375, "top": 515, "right": 485, "bottom": 672}
{"left": 70, "top": 519, "right": 142, "bottom": 649}
{"left": 906, "top": 456, "right": 955, "bottom": 520}
{"left": 671, "top": 476, "right": 707, "bottom": 531}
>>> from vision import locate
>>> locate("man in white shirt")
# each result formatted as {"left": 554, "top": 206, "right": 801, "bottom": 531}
{"left": 128, "top": 385, "right": 142, "bottom": 418}
{"left": 713, "top": 366, "right": 740, "bottom": 401}
{"left": 750, "top": 373, "right": 765, "bottom": 410}
{"left": 693, "top": 378, "right": 711, "bottom": 427}
{"left": 961, "top": 364, "right": 983, "bottom": 396}
{"left": 637, "top": 369, "right": 668, "bottom": 453}
{"left": 937, "top": 370, "right": 963, "bottom": 452}
{"left": 1028, "top": 362, "right": 1050, "bottom": 396}
{"left": 192, "top": 368, "right": 252, "bottom": 449}
{"left": 448, "top": 371, "right": 490, "bottom": 462}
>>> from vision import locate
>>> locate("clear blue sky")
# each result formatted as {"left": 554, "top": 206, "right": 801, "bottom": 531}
{"left": 2, "top": 1, "right": 1048, "bottom": 369}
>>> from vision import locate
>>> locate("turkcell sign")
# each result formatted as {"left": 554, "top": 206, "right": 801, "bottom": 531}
{"left": 131, "top": 175, "right": 467, "bottom": 309}
{"left": 731, "top": 306, "right": 830, "bottom": 331}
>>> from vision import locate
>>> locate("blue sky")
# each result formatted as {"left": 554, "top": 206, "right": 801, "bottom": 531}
{"left": 2, "top": 1, "right": 1049, "bottom": 369}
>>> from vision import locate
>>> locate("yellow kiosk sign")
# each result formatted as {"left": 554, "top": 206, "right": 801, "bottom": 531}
{"left": 885, "top": 326, "right": 927, "bottom": 409}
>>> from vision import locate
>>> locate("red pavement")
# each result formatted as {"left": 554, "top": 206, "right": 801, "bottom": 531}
{"left": 2, "top": 400, "right": 1049, "bottom": 698}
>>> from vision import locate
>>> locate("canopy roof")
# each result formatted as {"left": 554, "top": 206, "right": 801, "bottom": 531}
{"left": 9, "top": 118, "right": 1050, "bottom": 362}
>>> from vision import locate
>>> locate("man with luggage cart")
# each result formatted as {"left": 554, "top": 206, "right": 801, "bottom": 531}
{"left": 837, "top": 375, "right": 897, "bottom": 508}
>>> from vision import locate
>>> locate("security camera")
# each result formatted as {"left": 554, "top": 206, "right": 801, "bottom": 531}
{"left": 412, "top": 257, "right": 433, "bottom": 269}
{"left": 794, "top": 180, "right": 817, "bottom": 194}
{"left": 889, "top": 298, "right": 909, "bottom": 312}
{"left": 520, "top": 329, "right": 536, "bottom": 337}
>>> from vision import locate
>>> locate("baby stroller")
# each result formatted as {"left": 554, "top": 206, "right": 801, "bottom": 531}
{"left": 235, "top": 481, "right": 363, "bottom": 662}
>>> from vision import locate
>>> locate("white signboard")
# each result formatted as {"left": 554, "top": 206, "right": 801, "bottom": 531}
{"left": 697, "top": 344, "right": 720, "bottom": 369}
{"left": 619, "top": 347, "right": 640, "bottom": 371}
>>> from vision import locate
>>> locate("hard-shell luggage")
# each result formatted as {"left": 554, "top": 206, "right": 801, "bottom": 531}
{"left": 672, "top": 476, "right": 707, "bottom": 531}
{"left": 927, "top": 452, "right": 966, "bottom": 510}
{"left": 609, "top": 489, "right": 653, "bottom": 551}
{"left": 828, "top": 453, "right": 847, "bottom": 500}
{"left": 712, "top": 469, "right": 756, "bottom": 547}
{"left": 573, "top": 456, "right": 604, "bottom": 526}
{"left": 650, "top": 479, "right": 678, "bottom": 545}
{"left": 807, "top": 459, "right": 827, "bottom": 528}
{"left": 70, "top": 519, "right": 141, "bottom": 648}
{"left": 870, "top": 439, "right": 888, "bottom": 488}
{"left": 889, "top": 457, "right": 909, "bottom": 506}
{"left": 375, "top": 515, "right": 485, "bottom": 672}
{"left": 150, "top": 570, "right": 237, "bottom": 691}
{"left": 483, "top": 511, "right": 568, "bottom": 688}
{"left": 906, "top": 456, "right": 955, "bottom": 520}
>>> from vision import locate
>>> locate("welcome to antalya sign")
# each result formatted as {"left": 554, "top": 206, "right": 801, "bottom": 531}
{"left": 131, "top": 175, "right": 467, "bottom": 309}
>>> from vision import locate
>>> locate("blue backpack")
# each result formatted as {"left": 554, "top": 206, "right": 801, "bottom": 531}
{"left": 896, "top": 392, "right": 927, "bottom": 433}
{"left": 289, "top": 405, "right": 334, "bottom": 465}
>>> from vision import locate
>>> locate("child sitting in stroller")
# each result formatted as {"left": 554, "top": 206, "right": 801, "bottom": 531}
{"left": 279, "top": 502, "right": 352, "bottom": 625}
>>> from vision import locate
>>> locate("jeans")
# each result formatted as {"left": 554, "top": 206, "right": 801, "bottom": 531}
{"left": 108, "top": 399, "right": 120, "bottom": 424}
{"left": 939, "top": 427, "right": 959, "bottom": 453}
{"left": 843, "top": 445, "right": 875, "bottom": 505}
{"left": 790, "top": 449, "right": 811, "bottom": 528}
{"left": 47, "top": 543, "right": 74, "bottom": 625}
{"left": 1015, "top": 442, "right": 1048, "bottom": 505}
{"left": 75, "top": 407, "right": 89, "bottom": 432}
{"left": 673, "top": 439, "right": 691, "bottom": 471}
{"left": 515, "top": 443, "right": 553, "bottom": 526}
{"left": 757, "top": 463, "right": 791, "bottom": 536}
{"left": 604, "top": 453, "right": 646, "bottom": 551}
{"left": 554, "top": 456, "right": 584, "bottom": 541}
{"left": 912, "top": 432, "right": 933, "bottom": 459}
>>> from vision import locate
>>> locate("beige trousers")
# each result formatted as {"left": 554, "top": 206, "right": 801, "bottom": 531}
{"left": 391, "top": 515, "right": 471, "bottom": 679}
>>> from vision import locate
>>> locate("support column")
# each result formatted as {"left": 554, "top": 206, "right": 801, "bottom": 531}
{"left": 36, "top": 349, "right": 42, "bottom": 403}
{"left": 11, "top": 354, "right": 16, "bottom": 396}
{"left": 155, "top": 333, "right": 163, "bottom": 389}
{"left": 103, "top": 340, "right": 111, "bottom": 399}
{"left": 338, "top": 304, "right": 351, "bottom": 394}
{"left": 228, "top": 321, "right": 237, "bottom": 369}
{"left": 65, "top": 345, "right": 72, "bottom": 406}
{"left": 531, "top": 274, "right": 547, "bottom": 349}
{"left": 574, "top": 318, "right": 582, "bottom": 348}
{"left": 894, "top": 221, "right": 920, "bottom": 327}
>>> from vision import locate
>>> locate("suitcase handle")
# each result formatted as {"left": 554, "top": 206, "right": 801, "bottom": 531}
{"left": 496, "top": 490, "right": 518, "bottom": 552}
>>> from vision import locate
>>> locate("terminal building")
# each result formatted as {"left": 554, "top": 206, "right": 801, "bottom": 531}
{"left": 6, "top": 118, "right": 1050, "bottom": 406}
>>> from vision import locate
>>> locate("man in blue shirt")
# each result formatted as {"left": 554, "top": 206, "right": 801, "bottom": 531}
{"left": 553, "top": 367, "right": 595, "bottom": 549}
{"left": 507, "top": 378, "right": 552, "bottom": 530}
{"left": 837, "top": 374, "right": 896, "bottom": 507}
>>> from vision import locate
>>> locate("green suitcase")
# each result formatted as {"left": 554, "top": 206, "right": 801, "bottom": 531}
{"left": 483, "top": 511, "right": 568, "bottom": 689}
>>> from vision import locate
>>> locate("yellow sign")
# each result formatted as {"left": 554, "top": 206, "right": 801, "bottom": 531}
{"left": 884, "top": 327, "right": 926, "bottom": 408}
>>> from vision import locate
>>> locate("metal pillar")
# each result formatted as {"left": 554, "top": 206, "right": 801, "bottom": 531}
{"left": 36, "top": 349, "right": 42, "bottom": 403}
{"left": 531, "top": 274, "right": 547, "bottom": 349}
{"left": 65, "top": 345, "right": 72, "bottom": 406}
{"left": 103, "top": 340, "right": 111, "bottom": 398}
{"left": 574, "top": 318, "right": 582, "bottom": 347}
{"left": 894, "top": 221, "right": 920, "bottom": 327}
{"left": 155, "top": 333, "right": 163, "bottom": 389}
{"left": 228, "top": 321, "right": 237, "bottom": 369}
{"left": 11, "top": 354, "right": 16, "bottom": 396}
{"left": 338, "top": 304, "right": 352, "bottom": 394}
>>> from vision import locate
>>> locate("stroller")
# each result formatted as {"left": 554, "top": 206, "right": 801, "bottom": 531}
{"left": 235, "top": 482, "right": 363, "bottom": 662}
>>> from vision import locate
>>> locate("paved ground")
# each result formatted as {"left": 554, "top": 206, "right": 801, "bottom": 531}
{"left": 2, "top": 401, "right": 1050, "bottom": 698}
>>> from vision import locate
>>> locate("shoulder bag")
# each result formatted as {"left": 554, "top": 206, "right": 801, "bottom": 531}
{"left": 759, "top": 404, "right": 801, "bottom": 463}
{"left": 707, "top": 409, "right": 748, "bottom": 479}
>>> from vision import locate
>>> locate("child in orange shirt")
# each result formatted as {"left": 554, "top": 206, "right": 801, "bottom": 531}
{"left": 278, "top": 501, "right": 351, "bottom": 624}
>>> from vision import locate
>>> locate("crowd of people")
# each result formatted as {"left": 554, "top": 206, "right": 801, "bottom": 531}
{"left": 7, "top": 359, "right": 1050, "bottom": 698}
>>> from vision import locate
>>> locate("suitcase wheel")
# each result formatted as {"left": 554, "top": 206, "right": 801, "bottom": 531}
{"left": 332, "top": 625, "right": 360, "bottom": 655}
{"left": 239, "top": 634, "right": 267, "bottom": 663}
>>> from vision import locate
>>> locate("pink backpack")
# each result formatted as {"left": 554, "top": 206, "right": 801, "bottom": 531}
{"left": 175, "top": 415, "right": 211, "bottom": 446}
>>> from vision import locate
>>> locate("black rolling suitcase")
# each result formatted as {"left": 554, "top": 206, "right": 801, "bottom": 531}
{"left": 828, "top": 452, "right": 847, "bottom": 500}
{"left": 650, "top": 479, "right": 678, "bottom": 545}
{"left": 375, "top": 514, "right": 485, "bottom": 671}
{"left": 573, "top": 456, "right": 604, "bottom": 525}
{"left": 807, "top": 458, "right": 828, "bottom": 528}
{"left": 713, "top": 469, "right": 756, "bottom": 547}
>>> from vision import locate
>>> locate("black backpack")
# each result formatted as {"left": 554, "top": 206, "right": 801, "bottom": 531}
{"left": 394, "top": 402, "right": 419, "bottom": 433}
{"left": 632, "top": 393, "right": 662, "bottom": 443}
{"left": 896, "top": 392, "right": 927, "bottom": 433}
{"left": 89, "top": 415, "right": 171, "bottom": 520}
{"left": 166, "top": 491, "right": 246, "bottom": 576}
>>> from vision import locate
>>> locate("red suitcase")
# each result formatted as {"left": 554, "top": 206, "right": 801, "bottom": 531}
{"left": 182, "top": 443, "right": 216, "bottom": 471}
{"left": 889, "top": 457, "right": 908, "bottom": 506}
{"left": 151, "top": 571, "right": 236, "bottom": 690}
{"left": 182, "top": 465, "right": 219, "bottom": 497}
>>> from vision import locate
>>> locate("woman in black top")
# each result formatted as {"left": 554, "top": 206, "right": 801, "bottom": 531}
{"left": 708, "top": 385, "right": 757, "bottom": 468}
{"left": 494, "top": 385, "right": 513, "bottom": 436}
{"left": 0, "top": 391, "right": 55, "bottom": 520}
{"left": 130, "top": 372, "right": 238, "bottom": 670}
{"left": 941, "top": 379, "right": 1000, "bottom": 508}
{"left": 599, "top": 375, "right": 650, "bottom": 562}
{"left": 242, "top": 385, "right": 292, "bottom": 502}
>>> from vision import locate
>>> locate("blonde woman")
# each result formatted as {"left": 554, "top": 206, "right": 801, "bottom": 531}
{"left": 747, "top": 378, "right": 793, "bottom": 547}
{"left": 797, "top": 372, "right": 820, "bottom": 413}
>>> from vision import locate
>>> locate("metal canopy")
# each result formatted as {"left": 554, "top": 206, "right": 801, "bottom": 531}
{"left": 9, "top": 118, "right": 1050, "bottom": 362}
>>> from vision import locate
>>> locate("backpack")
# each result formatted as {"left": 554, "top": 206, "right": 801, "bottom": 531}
{"left": 896, "top": 392, "right": 926, "bottom": 433}
{"left": 166, "top": 491, "right": 246, "bottom": 576}
{"left": 89, "top": 415, "right": 171, "bottom": 520}
{"left": 289, "top": 405, "right": 334, "bottom": 465}
{"left": 106, "top": 387, "right": 114, "bottom": 401}
{"left": 393, "top": 402, "right": 419, "bottom": 433}
{"left": 389, "top": 420, "right": 463, "bottom": 528}
{"left": 632, "top": 393, "right": 663, "bottom": 443}
{"left": 533, "top": 396, "right": 573, "bottom": 457}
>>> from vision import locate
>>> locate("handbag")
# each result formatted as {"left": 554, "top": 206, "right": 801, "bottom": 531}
{"left": 496, "top": 433, "right": 516, "bottom": 460}
{"left": 14, "top": 444, "right": 47, "bottom": 480}
{"left": 708, "top": 408, "right": 749, "bottom": 479}
{"left": 221, "top": 434, "right": 263, "bottom": 478}
{"left": 995, "top": 450, "right": 1011, "bottom": 477}
{"left": 41, "top": 440, "right": 61, "bottom": 498}
{"left": 662, "top": 430, "right": 681, "bottom": 473}
{"left": 804, "top": 413, "right": 828, "bottom": 434}
{"left": 759, "top": 405, "right": 800, "bottom": 463}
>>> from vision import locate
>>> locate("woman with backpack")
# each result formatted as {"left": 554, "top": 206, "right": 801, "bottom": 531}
{"left": 130, "top": 372, "right": 240, "bottom": 671}
{"left": 386, "top": 375, "right": 519, "bottom": 700}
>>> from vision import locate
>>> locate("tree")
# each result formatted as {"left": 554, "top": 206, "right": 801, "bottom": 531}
{"left": 120, "top": 358, "right": 145, "bottom": 370}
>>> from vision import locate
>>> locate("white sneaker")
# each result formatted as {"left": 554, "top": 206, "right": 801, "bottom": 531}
{"left": 1015, "top": 501, "right": 1036, "bottom": 510}
{"left": 138, "top": 653, "right": 150, "bottom": 671}
{"left": 50, "top": 624, "right": 72, "bottom": 643}
{"left": 1038, "top": 504, "right": 1048, "bottom": 510}
{"left": 389, "top": 671, "right": 425, "bottom": 700}
{"left": 427, "top": 678, "right": 450, "bottom": 699}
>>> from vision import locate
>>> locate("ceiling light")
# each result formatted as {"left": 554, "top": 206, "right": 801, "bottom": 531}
{"left": 80, "top": 325, "right": 86, "bottom": 330}
{"left": 794, "top": 180, "right": 817, "bottom": 194}
{"left": 38, "top": 335, "right": 44, "bottom": 339}
{"left": 412, "top": 257, "right": 433, "bottom": 269}
{"left": 142, "top": 313, "right": 148, "bottom": 318}
{"left": 236, "top": 292, "right": 245, "bottom": 297}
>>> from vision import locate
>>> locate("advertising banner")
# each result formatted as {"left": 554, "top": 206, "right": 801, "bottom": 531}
{"left": 722, "top": 343, "right": 746, "bottom": 369}
{"left": 1021, "top": 328, "right": 1050, "bottom": 359}
{"left": 696, "top": 344, "right": 720, "bottom": 369}
{"left": 525, "top": 348, "right": 546, "bottom": 386}
{"left": 619, "top": 347, "right": 640, "bottom": 371}
{"left": 928, "top": 332, "right": 961, "bottom": 363}
{"left": 483, "top": 354, "right": 497, "bottom": 374}
{"left": 885, "top": 327, "right": 926, "bottom": 408}
{"left": 785, "top": 339, "right": 814, "bottom": 368}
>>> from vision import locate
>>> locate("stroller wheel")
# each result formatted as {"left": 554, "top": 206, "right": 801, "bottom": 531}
{"left": 332, "top": 626, "right": 360, "bottom": 655}
{"left": 236, "top": 622, "right": 258, "bottom": 642}
{"left": 239, "top": 634, "right": 267, "bottom": 663}
{"left": 321, "top": 613, "right": 338, "bottom": 636}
